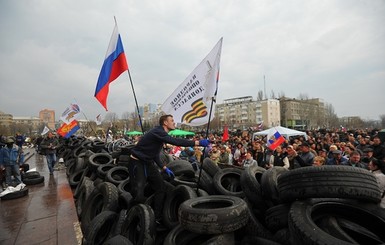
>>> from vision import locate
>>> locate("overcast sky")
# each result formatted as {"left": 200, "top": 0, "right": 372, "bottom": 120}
{"left": 1, "top": 0, "right": 384, "bottom": 122}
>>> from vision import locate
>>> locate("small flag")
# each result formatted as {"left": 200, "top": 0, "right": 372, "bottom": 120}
{"left": 267, "top": 131, "right": 285, "bottom": 151}
{"left": 94, "top": 22, "right": 128, "bottom": 111}
{"left": 57, "top": 120, "right": 80, "bottom": 138}
{"left": 41, "top": 126, "right": 50, "bottom": 136}
{"left": 96, "top": 114, "right": 102, "bottom": 125}
{"left": 60, "top": 103, "right": 81, "bottom": 124}
{"left": 222, "top": 126, "right": 229, "bottom": 142}
{"left": 257, "top": 121, "right": 264, "bottom": 130}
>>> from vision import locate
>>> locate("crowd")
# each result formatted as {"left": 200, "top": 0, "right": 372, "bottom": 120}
{"left": 164, "top": 128, "right": 385, "bottom": 207}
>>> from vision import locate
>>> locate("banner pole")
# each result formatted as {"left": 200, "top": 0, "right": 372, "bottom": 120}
{"left": 195, "top": 96, "right": 215, "bottom": 192}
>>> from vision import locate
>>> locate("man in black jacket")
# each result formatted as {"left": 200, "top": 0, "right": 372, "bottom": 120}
{"left": 129, "top": 114, "right": 209, "bottom": 224}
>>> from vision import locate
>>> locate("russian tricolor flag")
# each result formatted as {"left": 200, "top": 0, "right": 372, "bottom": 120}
{"left": 267, "top": 131, "right": 285, "bottom": 151}
{"left": 94, "top": 23, "right": 128, "bottom": 111}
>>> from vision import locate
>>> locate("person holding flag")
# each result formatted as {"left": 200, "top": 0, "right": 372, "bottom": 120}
{"left": 129, "top": 114, "right": 209, "bottom": 225}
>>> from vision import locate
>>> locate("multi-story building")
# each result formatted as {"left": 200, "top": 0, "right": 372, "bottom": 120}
{"left": 260, "top": 99, "right": 281, "bottom": 127}
{"left": 0, "top": 111, "right": 13, "bottom": 127}
{"left": 13, "top": 116, "right": 42, "bottom": 129}
{"left": 39, "top": 109, "right": 56, "bottom": 129}
{"left": 279, "top": 97, "right": 325, "bottom": 129}
{"left": 216, "top": 96, "right": 280, "bottom": 130}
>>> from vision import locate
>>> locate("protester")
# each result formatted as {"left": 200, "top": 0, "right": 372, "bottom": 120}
{"left": 40, "top": 132, "right": 59, "bottom": 175}
{"left": 209, "top": 145, "right": 220, "bottom": 164}
{"left": 368, "top": 158, "right": 385, "bottom": 208}
{"left": 242, "top": 152, "right": 258, "bottom": 167}
{"left": 313, "top": 156, "right": 326, "bottom": 166}
{"left": 297, "top": 142, "right": 315, "bottom": 166}
{"left": 128, "top": 114, "right": 209, "bottom": 225}
{"left": 15, "top": 132, "right": 25, "bottom": 148}
{"left": 326, "top": 150, "right": 348, "bottom": 166}
{"left": 268, "top": 145, "right": 289, "bottom": 169}
{"left": 372, "top": 136, "right": 385, "bottom": 160}
{"left": 218, "top": 146, "right": 230, "bottom": 164}
{"left": 346, "top": 150, "right": 367, "bottom": 169}
{"left": 362, "top": 148, "right": 375, "bottom": 165}
{"left": 0, "top": 137, "right": 23, "bottom": 186}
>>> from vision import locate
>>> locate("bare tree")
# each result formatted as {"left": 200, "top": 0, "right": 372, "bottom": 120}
{"left": 277, "top": 91, "right": 285, "bottom": 99}
{"left": 324, "top": 103, "right": 339, "bottom": 128}
{"left": 270, "top": 90, "right": 276, "bottom": 99}
{"left": 256, "top": 90, "right": 264, "bottom": 101}
{"left": 380, "top": 114, "right": 385, "bottom": 128}
{"left": 104, "top": 112, "right": 119, "bottom": 124}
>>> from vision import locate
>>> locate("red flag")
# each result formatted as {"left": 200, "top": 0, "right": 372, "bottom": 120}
{"left": 222, "top": 126, "right": 229, "bottom": 142}
{"left": 57, "top": 120, "right": 80, "bottom": 138}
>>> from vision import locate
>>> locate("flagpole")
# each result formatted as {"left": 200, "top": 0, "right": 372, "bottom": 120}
{"left": 73, "top": 98, "right": 98, "bottom": 136}
{"left": 195, "top": 96, "right": 215, "bottom": 192}
{"left": 126, "top": 69, "right": 144, "bottom": 133}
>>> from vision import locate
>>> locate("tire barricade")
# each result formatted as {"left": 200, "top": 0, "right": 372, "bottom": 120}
{"left": 56, "top": 137, "right": 385, "bottom": 245}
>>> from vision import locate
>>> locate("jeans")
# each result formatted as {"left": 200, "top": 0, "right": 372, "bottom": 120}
{"left": 5, "top": 165, "right": 22, "bottom": 185}
{"left": 46, "top": 153, "right": 56, "bottom": 174}
{"left": 128, "top": 157, "right": 165, "bottom": 220}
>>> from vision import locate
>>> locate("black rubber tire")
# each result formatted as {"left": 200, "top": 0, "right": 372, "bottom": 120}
{"left": 117, "top": 179, "right": 131, "bottom": 194}
{"left": 83, "top": 211, "right": 118, "bottom": 245}
{"left": 265, "top": 204, "right": 291, "bottom": 232}
{"left": 74, "top": 176, "right": 92, "bottom": 199}
{"left": 1, "top": 187, "right": 29, "bottom": 200}
{"left": 69, "top": 169, "right": 85, "bottom": 188}
{"left": 179, "top": 195, "right": 249, "bottom": 234}
{"left": 119, "top": 204, "right": 156, "bottom": 245}
{"left": 240, "top": 165, "right": 266, "bottom": 207}
{"left": 260, "top": 167, "right": 288, "bottom": 206}
{"left": 81, "top": 182, "right": 119, "bottom": 233}
{"left": 241, "top": 235, "right": 282, "bottom": 245}
{"left": 65, "top": 158, "right": 76, "bottom": 177}
{"left": 167, "top": 159, "right": 196, "bottom": 178}
{"left": 277, "top": 165, "right": 382, "bottom": 203}
{"left": 163, "top": 224, "right": 235, "bottom": 245}
{"left": 97, "top": 163, "right": 116, "bottom": 179}
{"left": 22, "top": 171, "right": 41, "bottom": 179}
{"left": 103, "top": 234, "right": 133, "bottom": 245}
{"left": 199, "top": 157, "right": 221, "bottom": 177}
{"left": 89, "top": 153, "right": 114, "bottom": 171}
{"left": 163, "top": 184, "right": 198, "bottom": 229}
{"left": 213, "top": 168, "right": 244, "bottom": 198}
{"left": 288, "top": 198, "right": 385, "bottom": 245}
{"left": 196, "top": 169, "right": 216, "bottom": 195}
{"left": 106, "top": 166, "right": 130, "bottom": 186}
{"left": 170, "top": 176, "right": 198, "bottom": 188}
{"left": 75, "top": 178, "right": 95, "bottom": 219}
{"left": 240, "top": 200, "right": 274, "bottom": 240}
{"left": 23, "top": 175, "right": 45, "bottom": 185}
{"left": 108, "top": 209, "right": 129, "bottom": 240}
{"left": 118, "top": 191, "right": 134, "bottom": 210}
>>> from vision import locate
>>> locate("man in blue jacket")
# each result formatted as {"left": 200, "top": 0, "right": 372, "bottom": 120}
{"left": 129, "top": 114, "right": 209, "bottom": 224}
{"left": 0, "top": 138, "right": 23, "bottom": 186}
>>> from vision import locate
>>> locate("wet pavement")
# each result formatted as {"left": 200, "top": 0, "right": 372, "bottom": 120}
{"left": 0, "top": 148, "right": 81, "bottom": 245}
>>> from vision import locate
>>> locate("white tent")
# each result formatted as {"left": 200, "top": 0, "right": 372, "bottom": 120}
{"left": 252, "top": 126, "right": 308, "bottom": 140}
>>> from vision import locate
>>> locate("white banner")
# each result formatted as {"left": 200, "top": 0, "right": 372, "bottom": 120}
{"left": 60, "top": 103, "right": 81, "bottom": 124}
{"left": 96, "top": 114, "right": 102, "bottom": 125}
{"left": 161, "top": 38, "right": 223, "bottom": 126}
{"left": 41, "top": 126, "right": 50, "bottom": 135}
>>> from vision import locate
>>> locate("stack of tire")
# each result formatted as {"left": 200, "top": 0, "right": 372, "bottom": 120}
{"left": 57, "top": 137, "right": 385, "bottom": 244}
